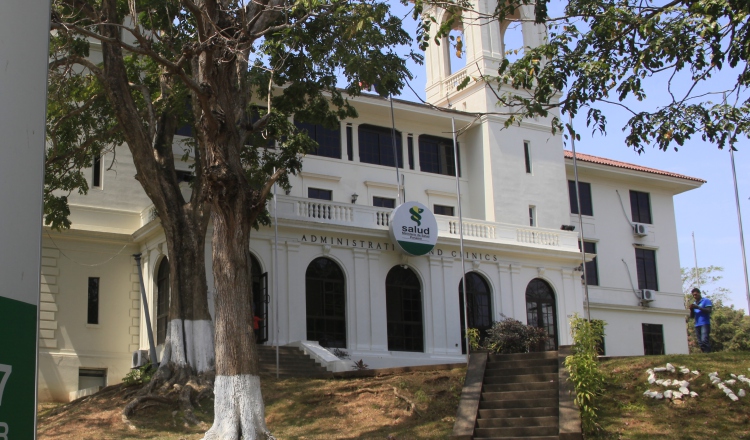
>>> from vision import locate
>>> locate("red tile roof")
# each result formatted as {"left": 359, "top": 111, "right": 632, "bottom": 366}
{"left": 564, "top": 150, "right": 705, "bottom": 183}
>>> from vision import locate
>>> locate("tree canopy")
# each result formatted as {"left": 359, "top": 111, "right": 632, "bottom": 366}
{"left": 414, "top": 0, "right": 750, "bottom": 152}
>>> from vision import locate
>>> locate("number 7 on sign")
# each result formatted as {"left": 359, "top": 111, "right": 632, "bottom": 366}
{"left": 0, "top": 364, "right": 10, "bottom": 406}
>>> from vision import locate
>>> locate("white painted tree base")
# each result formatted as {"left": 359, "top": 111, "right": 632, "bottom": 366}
{"left": 202, "top": 375, "right": 273, "bottom": 440}
{"left": 169, "top": 319, "right": 215, "bottom": 372}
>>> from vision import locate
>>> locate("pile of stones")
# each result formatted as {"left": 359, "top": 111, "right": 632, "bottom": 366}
{"left": 643, "top": 362, "right": 750, "bottom": 402}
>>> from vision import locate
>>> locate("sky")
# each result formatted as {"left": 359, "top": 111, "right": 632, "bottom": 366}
{"left": 385, "top": 0, "right": 750, "bottom": 312}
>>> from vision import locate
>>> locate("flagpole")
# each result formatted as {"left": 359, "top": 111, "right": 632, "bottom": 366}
{"left": 273, "top": 170, "right": 280, "bottom": 379}
{"left": 389, "top": 94, "right": 402, "bottom": 205}
{"left": 451, "top": 118, "right": 470, "bottom": 363}
{"left": 569, "top": 115, "right": 591, "bottom": 321}
{"left": 729, "top": 148, "right": 750, "bottom": 314}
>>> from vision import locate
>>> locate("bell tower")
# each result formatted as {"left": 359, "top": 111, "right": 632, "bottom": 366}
{"left": 423, "top": 0, "right": 546, "bottom": 111}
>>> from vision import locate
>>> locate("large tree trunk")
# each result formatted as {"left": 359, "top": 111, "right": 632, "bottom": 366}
{"left": 202, "top": 190, "right": 271, "bottom": 440}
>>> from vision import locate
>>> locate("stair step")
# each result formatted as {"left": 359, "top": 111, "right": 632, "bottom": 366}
{"left": 479, "top": 398, "right": 558, "bottom": 410}
{"left": 473, "top": 436, "right": 559, "bottom": 440}
{"left": 478, "top": 407, "right": 558, "bottom": 419}
{"left": 476, "top": 415, "right": 558, "bottom": 428}
{"left": 482, "top": 389, "right": 557, "bottom": 401}
{"left": 485, "top": 358, "right": 558, "bottom": 370}
{"left": 483, "top": 373, "right": 558, "bottom": 385}
{"left": 474, "top": 425, "right": 558, "bottom": 438}
{"left": 488, "top": 351, "right": 558, "bottom": 362}
{"left": 484, "top": 365, "right": 558, "bottom": 376}
{"left": 483, "top": 381, "right": 557, "bottom": 392}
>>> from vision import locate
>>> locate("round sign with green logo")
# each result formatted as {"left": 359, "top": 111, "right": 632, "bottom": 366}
{"left": 389, "top": 202, "right": 438, "bottom": 256}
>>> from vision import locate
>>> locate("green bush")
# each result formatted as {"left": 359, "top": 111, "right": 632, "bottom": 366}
{"left": 466, "top": 328, "right": 481, "bottom": 351}
{"left": 122, "top": 362, "right": 155, "bottom": 386}
{"left": 564, "top": 315, "right": 606, "bottom": 435}
{"left": 483, "top": 316, "right": 549, "bottom": 354}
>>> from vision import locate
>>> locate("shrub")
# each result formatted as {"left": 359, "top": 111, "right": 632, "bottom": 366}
{"left": 466, "top": 328, "right": 481, "bottom": 351}
{"left": 122, "top": 362, "right": 154, "bottom": 386}
{"left": 564, "top": 315, "right": 606, "bottom": 435}
{"left": 483, "top": 316, "right": 549, "bottom": 354}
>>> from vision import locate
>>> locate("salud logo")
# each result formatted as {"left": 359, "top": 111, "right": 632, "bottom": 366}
{"left": 389, "top": 202, "right": 438, "bottom": 256}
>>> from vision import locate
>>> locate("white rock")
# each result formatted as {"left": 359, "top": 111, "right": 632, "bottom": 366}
{"left": 726, "top": 379, "right": 737, "bottom": 386}
{"left": 712, "top": 378, "right": 722, "bottom": 385}
{"left": 723, "top": 387, "right": 733, "bottom": 395}
{"left": 647, "top": 368, "right": 654, "bottom": 374}
{"left": 729, "top": 394, "right": 739, "bottom": 402}
{"left": 648, "top": 375, "right": 656, "bottom": 384}
{"left": 690, "top": 392, "right": 699, "bottom": 398}
{"left": 654, "top": 367, "right": 667, "bottom": 372}
{"left": 656, "top": 379, "right": 665, "bottom": 386}
{"left": 655, "top": 393, "right": 664, "bottom": 400}
{"left": 692, "top": 370, "right": 700, "bottom": 375}
{"left": 680, "top": 368, "right": 691, "bottom": 374}
{"left": 679, "top": 380, "right": 690, "bottom": 388}
{"left": 666, "top": 363, "right": 676, "bottom": 372}
{"left": 679, "top": 387, "right": 690, "bottom": 394}
{"left": 731, "top": 373, "right": 737, "bottom": 379}
{"left": 739, "top": 390, "right": 746, "bottom": 397}
{"left": 664, "top": 390, "right": 673, "bottom": 399}
{"left": 673, "top": 391, "right": 683, "bottom": 399}
{"left": 663, "top": 379, "right": 672, "bottom": 387}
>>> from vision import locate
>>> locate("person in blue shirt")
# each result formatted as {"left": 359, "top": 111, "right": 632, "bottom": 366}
{"left": 690, "top": 288, "right": 712, "bottom": 353}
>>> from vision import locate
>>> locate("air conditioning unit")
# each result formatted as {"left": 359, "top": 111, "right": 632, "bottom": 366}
{"left": 640, "top": 289, "right": 655, "bottom": 302}
{"left": 131, "top": 350, "right": 149, "bottom": 368}
{"left": 633, "top": 223, "right": 649, "bottom": 237}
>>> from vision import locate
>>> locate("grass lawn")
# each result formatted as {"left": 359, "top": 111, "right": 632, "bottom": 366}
{"left": 38, "top": 367, "right": 466, "bottom": 440}
{"left": 594, "top": 352, "right": 750, "bottom": 439}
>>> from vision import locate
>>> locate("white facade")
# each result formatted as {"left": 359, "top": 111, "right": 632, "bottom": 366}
{"left": 37, "top": 2, "right": 703, "bottom": 401}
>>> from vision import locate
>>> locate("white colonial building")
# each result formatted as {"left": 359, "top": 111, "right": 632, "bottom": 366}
{"left": 37, "top": 2, "right": 704, "bottom": 402}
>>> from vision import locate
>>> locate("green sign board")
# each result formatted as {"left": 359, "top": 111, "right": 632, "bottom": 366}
{"left": 0, "top": 297, "right": 38, "bottom": 438}
{"left": 389, "top": 202, "right": 439, "bottom": 256}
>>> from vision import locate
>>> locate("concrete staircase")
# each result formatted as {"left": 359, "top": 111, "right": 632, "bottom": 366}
{"left": 255, "top": 345, "right": 331, "bottom": 378}
{"left": 475, "top": 351, "right": 559, "bottom": 439}
{"left": 450, "top": 348, "right": 581, "bottom": 440}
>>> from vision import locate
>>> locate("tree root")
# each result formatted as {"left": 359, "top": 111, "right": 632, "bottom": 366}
{"left": 122, "top": 395, "right": 173, "bottom": 430}
{"left": 391, "top": 386, "right": 421, "bottom": 417}
{"left": 325, "top": 387, "right": 384, "bottom": 398}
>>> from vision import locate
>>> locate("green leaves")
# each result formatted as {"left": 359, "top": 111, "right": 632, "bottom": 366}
{"left": 565, "top": 315, "right": 606, "bottom": 435}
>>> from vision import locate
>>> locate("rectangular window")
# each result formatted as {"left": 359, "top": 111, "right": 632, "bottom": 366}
{"left": 434, "top": 205, "right": 455, "bottom": 216}
{"left": 295, "top": 120, "right": 341, "bottom": 159}
{"left": 418, "top": 135, "right": 459, "bottom": 176}
{"left": 373, "top": 196, "right": 396, "bottom": 209}
{"left": 568, "top": 180, "right": 593, "bottom": 216}
{"left": 529, "top": 206, "right": 536, "bottom": 227}
{"left": 308, "top": 187, "right": 332, "bottom": 201}
{"left": 635, "top": 248, "right": 658, "bottom": 291}
{"left": 92, "top": 155, "right": 102, "bottom": 188}
{"left": 78, "top": 368, "right": 107, "bottom": 391}
{"left": 87, "top": 277, "right": 100, "bottom": 325}
{"left": 642, "top": 323, "right": 665, "bottom": 355}
{"left": 346, "top": 124, "right": 353, "bottom": 161}
{"left": 407, "top": 135, "right": 415, "bottom": 170}
{"left": 524, "top": 141, "right": 532, "bottom": 174}
{"left": 580, "top": 241, "right": 599, "bottom": 286}
{"left": 630, "top": 190, "right": 652, "bottom": 224}
{"left": 358, "top": 124, "right": 403, "bottom": 167}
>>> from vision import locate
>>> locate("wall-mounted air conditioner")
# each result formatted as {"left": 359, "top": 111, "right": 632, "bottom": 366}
{"left": 640, "top": 289, "right": 655, "bottom": 302}
{"left": 633, "top": 223, "right": 649, "bottom": 237}
{"left": 131, "top": 350, "right": 149, "bottom": 368}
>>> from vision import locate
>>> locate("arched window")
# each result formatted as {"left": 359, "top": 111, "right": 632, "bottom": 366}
{"left": 459, "top": 272, "right": 493, "bottom": 353}
{"left": 386, "top": 266, "right": 424, "bottom": 352}
{"left": 250, "top": 254, "right": 268, "bottom": 344}
{"left": 156, "top": 258, "right": 169, "bottom": 345}
{"left": 525, "top": 278, "right": 558, "bottom": 351}
{"left": 500, "top": 9, "right": 524, "bottom": 62}
{"left": 306, "top": 257, "right": 346, "bottom": 348}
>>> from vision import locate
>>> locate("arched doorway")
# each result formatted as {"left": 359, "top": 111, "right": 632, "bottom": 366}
{"left": 525, "top": 278, "right": 558, "bottom": 351}
{"left": 156, "top": 258, "right": 169, "bottom": 345}
{"left": 386, "top": 266, "right": 424, "bottom": 352}
{"left": 250, "top": 254, "right": 268, "bottom": 344}
{"left": 305, "top": 257, "right": 346, "bottom": 348}
{"left": 459, "top": 272, "right": 493, "bottom": 354}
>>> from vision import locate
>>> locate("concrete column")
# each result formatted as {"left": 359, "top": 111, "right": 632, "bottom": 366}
{"left": 285, "top": 241, "right": 301, "bottom": 344}
{"left": 509, "top": 263, "right": 525, "bottom": 321}
{"left": 352, "top": 248, "right": 370, "bottom": 350}
{"left": 496, "top": 261, "right": 512, "bottom": 320}
{"left": 368, "top": 250, "right": 388, "bottom": 351}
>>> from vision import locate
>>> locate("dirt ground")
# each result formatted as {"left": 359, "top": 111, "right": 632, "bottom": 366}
{"left": 37, "top": 367, "right": 466, "bottom": 440}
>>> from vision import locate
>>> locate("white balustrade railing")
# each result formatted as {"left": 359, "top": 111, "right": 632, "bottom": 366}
{"left": 375, "top": 210, "right": 390, "bottom": 226}
{"left": 445, "top": 70, "right": 469, "bottom": 94}
{"left": 447, "top": 219, "right": 497, "bottom": 239}
{"left": 516, "top": 228, "right": 560, "bottom": 246}
{"left": 298, "top": 200, "right": 353, "bottom": 222}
